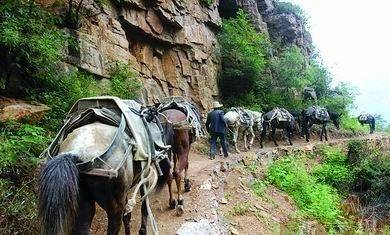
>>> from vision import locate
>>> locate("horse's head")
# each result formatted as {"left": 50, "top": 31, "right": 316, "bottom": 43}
{"left": 329, "top": 111, "right": 342, "bottom": 129}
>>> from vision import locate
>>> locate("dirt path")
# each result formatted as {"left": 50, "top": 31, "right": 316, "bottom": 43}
{"left": 91, "top": 133, "right": 385, "bottom": 234}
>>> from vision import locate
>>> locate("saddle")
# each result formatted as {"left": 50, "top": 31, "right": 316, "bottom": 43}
{"left": 158, "top": 96, "right": 205, "bottom": 138}
{"left": 313, "top": 106, "right": 329, "bottom": 122}
{"left": 42, "top": 96, "right": 170, "bottom": 178}
{"left": 270, "top": 107, "right": 292, "bottom": 122}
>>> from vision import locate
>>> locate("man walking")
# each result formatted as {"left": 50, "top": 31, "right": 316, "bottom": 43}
{"left": 206, "top": 101, "right": 229, "bottom": 159}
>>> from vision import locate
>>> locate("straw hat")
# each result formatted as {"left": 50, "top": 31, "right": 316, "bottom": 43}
{"left": 212, "top": 101, "right": 223, "bottom": 109}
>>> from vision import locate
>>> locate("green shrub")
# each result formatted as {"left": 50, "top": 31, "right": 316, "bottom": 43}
{"left": 218, "top": 10, "right": 268, "bottom": 107}
{"left": 0, "top": 0, "right": 69, "bottom": 96}
{"left": 252, "top": 179, "right": 267, "bottom": 197}
{"left": 200, "top": 0, "right": 214, "bottom": 7}
{"left": 110, "top": 62, "right": 142, "bottom": 100}
{"left": 275, "top": 1, "right": 308, "bottom": 25}
{"left": 267, "top": 156, "right": 343, "bottom": 228}
{"left": 313, "top": 146, "right": 353, "bottom": 191}
{"left": 340, "top": 115, "right": 368, "bottom": 135}
{"left": 0, "top": 122, "right": 50, "bottom": 234}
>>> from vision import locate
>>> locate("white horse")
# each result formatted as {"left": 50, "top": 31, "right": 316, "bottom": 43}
{"left": 224, "top": 108, "right": 262, "bottom": 153}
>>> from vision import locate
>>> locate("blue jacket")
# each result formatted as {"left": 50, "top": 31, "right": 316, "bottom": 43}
{"left": 206, "top": 109, "right": 227, "bottom": 134}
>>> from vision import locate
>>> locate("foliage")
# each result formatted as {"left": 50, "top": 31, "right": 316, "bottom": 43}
{"left": 267, "top": 156, "right": 343, "bottom": 228}
{"left": 319, "top": 82, "right": 357, "bottom": 114}
{"left": 200, "top": 0, "right": 214, "bottom": 7}
{"left": 313, "top": 146, "right": 353, "bottom": 191}
{"left": 252, "top": 179, "right": 267, "bottom": 197}
{"left": 110, "top": 62, "right": 142, "bottom": 100}
{"left": 0, "top": 0, "right": 68, "bottom": 96}
{"left": 274, "top": 1, "right": 308, "bottom": 26}
{"left": 0, "top": 122, "right": 50, "bottom": 233}
{"left": 347, "top": 139, "right": 390, "bottom": 221}
{"left": 340, "top": 115, "right": 368, "bottom": 135}
{"left": 218, "top": 10, "right": 268, "bottom": 108}
{"left": 231, "top": 202, "right": 250, "bottom": 216}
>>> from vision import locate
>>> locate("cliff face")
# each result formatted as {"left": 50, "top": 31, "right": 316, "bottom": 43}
{"left": 69, "top": 0, "right": 221, "bottom": 110}
{"left": 68, "top": 0, "right": 312, "bottom": 111}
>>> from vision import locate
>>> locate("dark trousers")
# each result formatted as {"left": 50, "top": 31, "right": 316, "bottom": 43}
{"left": 210, "top": 132, "right": 228, "bottom": 158}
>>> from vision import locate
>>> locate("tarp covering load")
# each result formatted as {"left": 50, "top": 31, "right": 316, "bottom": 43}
{"left": 314, "top": 107, "right": 330, "bottom": 121}
{"left": 41, "top": 96, "right": 170, "bottom": 177}
{"left": 158, "top": 96, "right": 205, "bottom": 138}
{"left": 231, "top": 107, "right": 253, "bottom": 127}
{"left": 269, "top": 107, "right": 293, "bottom": 122}
{"left": 358, "top": 114, "right": 369, "bottom": 122}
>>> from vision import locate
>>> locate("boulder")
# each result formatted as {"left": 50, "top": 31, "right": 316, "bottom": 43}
{"left": 0, "top": 96, "right": 50, "bottom": 123}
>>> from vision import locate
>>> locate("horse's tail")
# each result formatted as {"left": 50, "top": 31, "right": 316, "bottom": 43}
{"left": 38, "top": 153, "right": 80, "bottom": 235}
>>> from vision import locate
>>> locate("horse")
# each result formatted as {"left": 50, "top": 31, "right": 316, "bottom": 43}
{"left": 159, "top": 109, "right": 194, "bottom": 216}
{"left": 288, "top": 110, "right": 303, "bottom": 137}
{"left": 38, "top": 108, "right": 170, "bottom": 235}
{"left": 302, "top": 106, "right": 342, "bottom": 142}
{"left": 260, "top": 108, "right": 295, "bottom": 148}
{"left": 358, "top": 114, "right": 375, "bottom": 133}
{"left": 224, "top": 108, "right": 256, "bottom": 153}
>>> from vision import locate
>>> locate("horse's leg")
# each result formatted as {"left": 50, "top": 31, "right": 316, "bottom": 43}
{"left": 320, "top": 124, "right": 324, "bottom": 141}
{"left": 123, "top": 212, "right": 131, "bottom": 235}
{"left": 72, "top": 183, "right": 95, "bottom": 235}
{"left": 233, "top": 124, "right": 240, "bottom": 153}
{"left": 287, "top": 126, "right": 293, "bottom": 146}
{"left": 173, "top": 160, "right": 184, "bottom": 215}
{"left": 107, "top": 210, "right": 124, "bottom": 235}
{"left": 248, "top": 127, "right": 255, "bottom": 149}
{"left": 324, "top": 124, "right": 328, "bottom": 141}
{"left": 272, "top": 124, "right": 278, "bottom": 147}
{"left": 184, "top": 161, "right": 191, "bottom": 192}
{"left": 139, "top": 187, "right": 148, "bottom": 235}
{"left": 243, "top": 129, "right": 248, "bottom": 150}
{"left": 260, "top": 122, "right": 267, "bottom": 148}
{"left": 306, "top": 121, "right": 312, "bottom": 142}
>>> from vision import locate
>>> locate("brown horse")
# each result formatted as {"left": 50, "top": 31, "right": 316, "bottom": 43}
{"left": 160, "top": 109, "right": 193, "bottom": 215}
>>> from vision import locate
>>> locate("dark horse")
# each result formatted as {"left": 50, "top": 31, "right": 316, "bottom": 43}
{"left": 38, "top": 110, "right": 170, "bottom": 235}
{"left": 260, "top": 108, "right": 296, "bottom": 148}
{"left": 358, "top": 114, "right": 375, "bottom": 133}
{"left": 288, "top": 110, "right": 304, "bottom": 137}
{"left": 160, "top": 109, "right": 194, "bottom": 215}
{"left": 302, "top": 106, "right": 342, "bottom": 142}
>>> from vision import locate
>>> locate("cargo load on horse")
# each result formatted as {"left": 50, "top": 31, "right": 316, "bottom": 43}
{"left": 157, "top": 96, "right": 205, "bottom": 140}
{"left": 261, "top": 107, "right": 295, "bottom": 148}
{"left": 39, "top": 96, "right": 171, "bottom": 235}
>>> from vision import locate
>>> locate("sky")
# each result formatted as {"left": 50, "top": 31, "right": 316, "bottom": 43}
{"left": 288, "top": 0, "right": 390, "bottom": 121}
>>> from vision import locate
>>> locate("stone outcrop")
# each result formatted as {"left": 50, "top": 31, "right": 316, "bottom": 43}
{"left": 64, "top": 0, "right": 313, "bottom": 112}
{"left": 67, "top": 0, "right": 221, "bottom": 111}
{"left": 257, "top": 0, "right": 313, "bottom": 55}
{"left": 0, "top": 96, "right": 51, "bottom": 123}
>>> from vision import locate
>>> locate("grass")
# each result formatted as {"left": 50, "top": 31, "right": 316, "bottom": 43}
{"left": 252, "top": 179, "right": 267, "bottom": 197}
{"left": 267, "top": 156, "right": 343, "bottom": 229}
{"left": 231, "top": 202, "right": 251, "bottom": 216}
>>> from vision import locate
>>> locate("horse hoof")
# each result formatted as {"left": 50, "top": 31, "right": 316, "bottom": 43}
{"left": 169, "top": 199, "right": 177, "bottom": 209}
{"left": 139, "top": 228, "right": 147, "bottom": 235}
{"left": 184, "top": 179, "right": 191, "bottom": 192}
{"left": 176, "top": 205, "right": 184, "bottom": 216}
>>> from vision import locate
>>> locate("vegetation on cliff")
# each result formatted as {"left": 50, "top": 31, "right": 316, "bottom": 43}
{"left": 266, "top": 140, "right": 390, "bottom": 233}
{"left": 0, "top": 1, "right": 140, "bottom": 232}
{"left": 218, "top": 9, "right": 356, "bottom": 117}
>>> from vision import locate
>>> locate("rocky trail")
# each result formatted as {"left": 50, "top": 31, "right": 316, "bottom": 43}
{"left": 91, "top": 133, "right": 388, "bottom": 235}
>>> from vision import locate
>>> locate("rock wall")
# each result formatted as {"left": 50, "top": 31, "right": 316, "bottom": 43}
{"left": 65, "top": 0, "right": 313, "bottom": 111}
{"left": 68, "top": 0, "right": 221, "bottom": 111}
